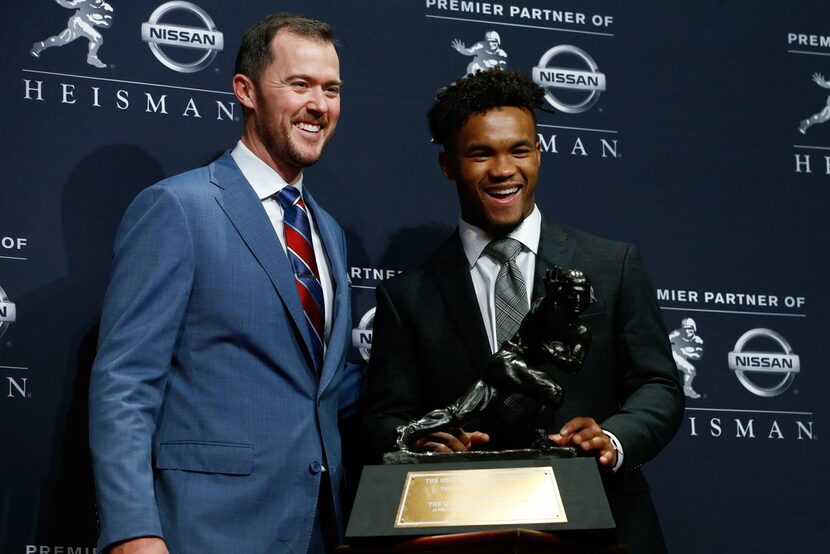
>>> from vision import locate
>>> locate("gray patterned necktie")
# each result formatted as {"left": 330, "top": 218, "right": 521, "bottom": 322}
{"left": 485, "top": 238, "right": 529, "bottom": 347}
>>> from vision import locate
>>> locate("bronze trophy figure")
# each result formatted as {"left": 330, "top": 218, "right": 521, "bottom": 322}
{"left": 394, "top": 267, "right": 592, "bottom": 455}
{"left": 348, "top": 266, "right": 616, "bottom": 541}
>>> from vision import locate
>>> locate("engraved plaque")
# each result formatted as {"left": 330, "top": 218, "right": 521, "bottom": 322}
{"left": 394, "top": 466, "right": 567, "bottom": 528}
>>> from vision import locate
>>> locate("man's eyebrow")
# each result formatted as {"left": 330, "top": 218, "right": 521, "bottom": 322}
{"left": 464, "top": 139, "right": 534, "bottom": 151}
{"left": 284, "top": 73, "right": 343, "bottom": 87}
{"left": 511, "top": 139, "right": 535, "bottom": 148}
{"left": 465, "top": 142, "right": 494, "bottom": 151}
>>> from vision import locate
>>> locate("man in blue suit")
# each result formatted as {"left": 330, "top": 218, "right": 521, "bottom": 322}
{"left": 89, "top": 13, "right": 351, "bottom": 554}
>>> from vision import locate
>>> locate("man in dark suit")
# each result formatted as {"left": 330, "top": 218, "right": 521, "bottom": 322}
{"left": 363, "top": 69, "right": 684, "bottom": 553}
{"left": 89, "top": 13, "right": 352, "bottom": 554}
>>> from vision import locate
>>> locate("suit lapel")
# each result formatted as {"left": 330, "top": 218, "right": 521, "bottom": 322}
{"left": 209, "top": 153, "right": 319, "bottom": 370}
{"left": 532, "top": 217, "right": 577, "bottom": 301}
{"left": 431, "top": 233, "right": 492, "bottom": 373}
{"left": 302, "top": 188, "right": 347, "bottom": 392}
{"left": 433, "top": 219, "right": 576, "bottom": 370}
{"left": 429, "top": 219, "right": 577, "bottom": 375}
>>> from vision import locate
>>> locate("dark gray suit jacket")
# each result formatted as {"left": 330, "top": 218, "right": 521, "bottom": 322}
{"left": 363, "top": 217, "right": 684, "bottom": 553}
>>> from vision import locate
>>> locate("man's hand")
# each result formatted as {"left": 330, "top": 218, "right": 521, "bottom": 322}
{"left": 414, "top": 428, "right": 489, "bottom": 453}
{"left": 110, "top": 537, "right": 169, "bottom": 554}
{"left": 548, "top": 416, "right": 617, "bottom": 469}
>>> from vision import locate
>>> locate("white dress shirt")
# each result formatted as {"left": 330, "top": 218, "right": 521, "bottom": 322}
{"left": 231, "top": 141, "right": 333, "bottom": 346}
{"left": 458, "top": 206, "right": 623, "bottom": 471}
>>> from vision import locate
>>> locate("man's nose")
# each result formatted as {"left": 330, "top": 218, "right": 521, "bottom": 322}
{"left": 489, "top": 155, "right": 516, "bottom": 179}
{"left": 306, "top": 87, "right": 329, "bottom": 114}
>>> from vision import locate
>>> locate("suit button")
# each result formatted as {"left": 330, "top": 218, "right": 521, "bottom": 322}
{"left": 309, "top": 460, "right": 322, "bottom": 473}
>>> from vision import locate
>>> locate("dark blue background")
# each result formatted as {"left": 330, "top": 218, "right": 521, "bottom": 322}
{"left": 1, "top": 1, "right": 827, "bottom": 552}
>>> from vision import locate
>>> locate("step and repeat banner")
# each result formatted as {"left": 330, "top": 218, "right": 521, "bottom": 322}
{"left": 1, "top": 1, "right": 827, "bottom": 552}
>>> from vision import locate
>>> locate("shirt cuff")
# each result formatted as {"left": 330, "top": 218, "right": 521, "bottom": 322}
{"left": 602, "top": 430, "right": 624, "bottom": 473}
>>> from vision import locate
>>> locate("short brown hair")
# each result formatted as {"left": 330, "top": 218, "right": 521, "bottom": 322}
{"left": 234, "top": 13, "right": 335, "bottom": 81}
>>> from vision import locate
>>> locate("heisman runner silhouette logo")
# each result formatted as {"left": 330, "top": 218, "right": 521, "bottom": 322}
{"left": 450, "top": 31, "right": 508, "bottom": 76}
{"left": 30, "top": 0, "right": 114, "bottom": 69}
{"left": 669, "top": 318, "right": 704, "bottom": 399}
{"left": 798, "top": 72, "right": 830, "bottom": 134}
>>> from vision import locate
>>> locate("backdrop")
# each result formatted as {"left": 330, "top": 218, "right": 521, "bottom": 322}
{"left": 1, "top": 1, "right": 827, "bottom": 552}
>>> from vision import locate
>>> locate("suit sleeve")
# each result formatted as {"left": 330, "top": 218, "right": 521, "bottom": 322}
{"left": 88, "top": 184, "right": 195, "bottom": 550}
{"left": 600, "top": 245, "right": 685, "bottom": 473}
{"left": 362, "top": 282, "right": 425, "bottom": 462}
{"left": 336, "top": 226, "right": 364, "bottom": 422}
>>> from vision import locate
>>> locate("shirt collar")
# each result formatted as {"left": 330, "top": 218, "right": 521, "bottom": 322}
{"left": 230, "top": 140, "right": 304, "bottom": 200}
{"left": 458, "top": 205, "right": 541, "bottom": 269}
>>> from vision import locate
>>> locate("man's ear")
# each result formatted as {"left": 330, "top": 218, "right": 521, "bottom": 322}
{"left": 233, "top": 73, "right": 256, "bottom": 110}
{"left": 438, "top": 150, "right": 456, "bottom": 180}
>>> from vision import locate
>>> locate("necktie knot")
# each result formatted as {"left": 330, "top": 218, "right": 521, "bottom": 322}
{"left": 277, "top": 185, "right": 301, "bottom": 209}
{"left": 486, "top": 238, "right": 524, "bottom": 264}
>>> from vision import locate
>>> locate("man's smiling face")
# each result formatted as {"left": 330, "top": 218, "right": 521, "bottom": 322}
{"left": 252, "top": 31, "right": 341, "bottom": 177}
{"left": 440, "top": 106, "right": 540, "bottom": 236}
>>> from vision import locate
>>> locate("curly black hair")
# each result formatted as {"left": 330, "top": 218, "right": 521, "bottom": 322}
{"left": 427, "top": 68, "right": 545, "bottom": 148}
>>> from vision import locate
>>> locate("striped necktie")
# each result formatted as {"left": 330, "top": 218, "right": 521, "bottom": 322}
{"left": 485, "top": 237, "right": 529, "bottom": 346}
{"left": 277, "top": 185, "right": 325, "bottom": 373}
{"left": 486, "top": 237, "right": 531, "bottom": 421}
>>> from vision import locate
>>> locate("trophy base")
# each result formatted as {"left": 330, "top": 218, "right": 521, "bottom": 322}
{"left": 382, "top": 446, "right": 578, "bottom": 465}
{"left": 347, "top": 454, "right": 614, "bottom": 541}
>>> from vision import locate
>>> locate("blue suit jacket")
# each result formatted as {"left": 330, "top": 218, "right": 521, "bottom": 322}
{"left": 89, "top": 152, "right": 352, "bottom": 553}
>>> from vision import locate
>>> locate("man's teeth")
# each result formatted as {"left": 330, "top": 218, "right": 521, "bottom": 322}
{"left": 491, "top": 186, "right": 519, "bottom": 196}
{"left": 295, "top": 122, "right": 321, "bottom": 132}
